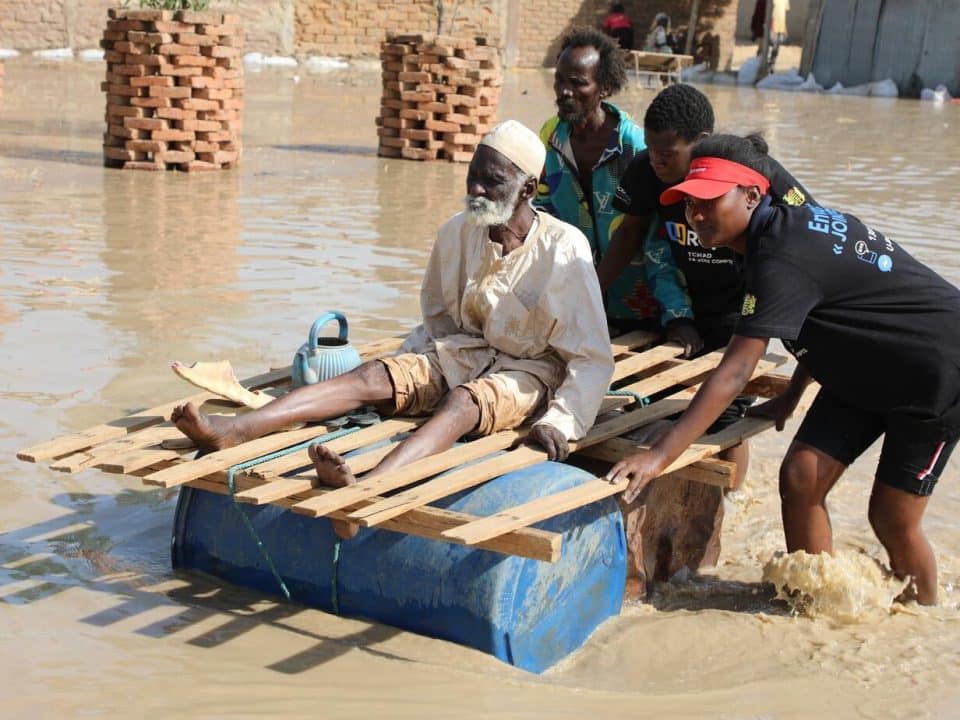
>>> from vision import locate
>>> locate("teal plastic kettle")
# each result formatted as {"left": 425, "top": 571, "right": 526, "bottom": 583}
{"left": 291, "top": 311, "right": 362, "bottom": 388}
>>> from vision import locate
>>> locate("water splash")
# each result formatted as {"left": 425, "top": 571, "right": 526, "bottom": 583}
{"left": 763, "top": 549, "right": 909, "bottom": 623}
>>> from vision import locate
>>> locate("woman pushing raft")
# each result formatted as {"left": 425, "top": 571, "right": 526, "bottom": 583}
{"left": 606, "top": 134, "right": 960, "bottom": 605}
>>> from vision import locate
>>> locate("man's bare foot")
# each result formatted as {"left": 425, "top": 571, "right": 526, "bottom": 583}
{"left": 309, "top": 442, "right": 360, "bottom": 540}
{"left": 170, "top": 402, "right": 243, "bottom": 452}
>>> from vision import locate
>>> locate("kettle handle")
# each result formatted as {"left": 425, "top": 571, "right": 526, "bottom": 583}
{"left": 307, "top": 311, "right": 349, "bottom": 350}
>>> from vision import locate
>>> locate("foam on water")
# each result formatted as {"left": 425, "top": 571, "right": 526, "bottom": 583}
{"left": 763, "top": 549, "right": 909, "bottom": 623}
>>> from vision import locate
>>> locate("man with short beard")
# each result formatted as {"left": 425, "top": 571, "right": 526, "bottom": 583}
{"left": 536, "top": 27, "right": 690, "bottom": 337}
{"left": 171, "top": 121, "right": 615, "bottom": 539}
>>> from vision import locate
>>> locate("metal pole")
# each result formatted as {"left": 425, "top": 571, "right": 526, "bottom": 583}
{"left": 684, "top": 0, "right": 701, "bottom": 55}
{"left": 757, "top": 0, "right": 775, "bottom": 81}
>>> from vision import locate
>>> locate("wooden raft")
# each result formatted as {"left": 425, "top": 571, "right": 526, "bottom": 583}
{"left": 18, "top": 331, "right": 789, "bottom": 563}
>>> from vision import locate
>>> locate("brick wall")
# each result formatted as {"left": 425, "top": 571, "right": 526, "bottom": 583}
{"left": 517, "top": 0, "right": 740, "bottom": 69}
{"left": 0, "top": 0, "right": 739, "bottom": 69}
{"left": 294, "top": 0, "right": 503, "bottom": 59}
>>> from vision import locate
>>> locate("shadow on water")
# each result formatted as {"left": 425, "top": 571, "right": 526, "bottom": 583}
{"left": 0, "top": 144, "right": 103, "bottom": 167}
{"left": 0, "top": 491, "right": 412, "bottom": 673}
{"left": 643, "top": 574, "right": 792, "bottom": 615}
{"left": 271, "top": 143, "right": 379, "bottom": 158}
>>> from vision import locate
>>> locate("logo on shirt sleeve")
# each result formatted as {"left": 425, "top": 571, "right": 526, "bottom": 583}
{"left": 741, "top": 293, "right": 757, "bottom": 316}
{"left": 782, "top": 187, "right": 806, "bottom": 207}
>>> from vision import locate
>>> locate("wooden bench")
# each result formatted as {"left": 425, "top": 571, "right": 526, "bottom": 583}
{"left": 627, "top": 50, "right": 694, "bottom": 85}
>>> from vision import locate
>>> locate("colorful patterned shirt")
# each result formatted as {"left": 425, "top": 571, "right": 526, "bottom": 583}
{"left": 535, "top": 102, "right": 690, "bottom": 325}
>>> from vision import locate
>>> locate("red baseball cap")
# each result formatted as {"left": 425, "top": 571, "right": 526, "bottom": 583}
{"left": 660, "top": 157, "right": 771, "bottom": 205}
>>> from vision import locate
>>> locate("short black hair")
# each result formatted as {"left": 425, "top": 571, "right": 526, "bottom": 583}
{"left": 559, "top": 27, "right": 628, "bottom": 96}
{"left": 611, "top": 3, "right": 625, "bottom": 12}
{"left": 691, "top": 133, "right": 772, "bottom": 179}
{"left": 643, "top": 84, "right": 715, "bottom": 140}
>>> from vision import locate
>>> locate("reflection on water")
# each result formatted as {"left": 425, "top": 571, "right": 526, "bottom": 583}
{"left": 0, "top": 58, "right": 959, "bottom": 718}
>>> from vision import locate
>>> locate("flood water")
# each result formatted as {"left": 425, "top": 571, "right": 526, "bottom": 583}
{"left": 1, "top": 59, "right": 959, "bottom": 718}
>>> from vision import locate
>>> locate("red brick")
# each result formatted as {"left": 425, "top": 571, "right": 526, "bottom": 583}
{"left": 195, "top": 88, "right": 232, "bottom": 100}
{"left": 184, "top": 75, "right": 224, "bottom": 89}
{"left": 196, "top": 130, "right": 233, "bottom": 142}
{"left": 183, "top": 160, "right": 221, "bottom": 172}
{"left": 175, "top": 10, "right": 222, "bottom": 24}
{"left": 401, "top": 147, "right": 439, "bottom": 161}
{"left": 102, "top": 82, "right": 143, "bottom": 97}
{"left": 124, "top": 116, "right": 168, "bottom": 131}
{"left": 113, "top": 64, "right": 148, "bottom": 77}
{"left": 176, "top": 33, "right": 216, "bottom": 46}
{"left": 125, "top": 54, "right": 168, "bottom": 67}
{"left": 157, "top": 43, "right": 198, "bottom": 56}
{"left": 197, "top": 24, "right": 241, "bottom": 37}
{"left": 107, "top": 106, "right": 145, "bottom": 118}
{"left": 122, "top": 161, "right": 165, "bottom": 170}
{"left": 153, "top": 21, "right": 195, "bottom": 33}
{"left": 172, "top": 55, "right": 216, "bottom": 67}
{"left": 126, "top": 140, "right": 168, "bottom": 153}
{"left": 197, "top": 150, "right": 238, "bottom": 164}
{"left": 156, "top": 107, "right": 197, "bottom": 121}
{"left": 203, "top": 45, "right": 241, "bottom": 58}
{"left": 178, "top": 98, "right": 220, "bottom": 111}
{"left": 156, "top": 150, "right": 196, "bottom": 163}
{"left": 131, "top": 97, "right": 172, "bottom": 108}
{"left": 160, "top": 66, "right": 204, "bottom": 77}
{"left": 131, "top": 76, "right": 174, "bottom": 87}
{"left": 149, "top": 85, "right": 192, "bottom": 99}
{"left": 152, "top": 129, "right": 195, "bottom": 142}
{"left": 107, "top": 124, "right": 146, "bottom": 139}
{"left": 114, "top": 41, "right": 150, "bottom": 55}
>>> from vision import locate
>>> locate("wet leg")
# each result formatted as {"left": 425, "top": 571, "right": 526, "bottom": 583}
{"left": 311, "top": 387, "right": 481, "bottom": 540}
{"left": 778, "top": 441, "right": 846, "bottom": 554}
{"left": 172, "top": 360, "right": 394, "bottom": 451}
{"left": 868, "top": 483, "right": 937, "bottom": 605}
{"left": 308, "top": 442, "right": 361, "bottom": 540}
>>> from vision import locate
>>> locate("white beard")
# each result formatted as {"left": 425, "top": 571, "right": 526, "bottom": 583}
{"left": 463, "top": 184, "right": 521, "bottom": 227}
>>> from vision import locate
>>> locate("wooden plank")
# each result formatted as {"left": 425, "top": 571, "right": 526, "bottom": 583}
{"left": 242, "top": 418, "right": 422, "bottom": 480}
{"left": 17, "top": 335, "right": 404, "bottom": 464}
{"left": 346, "top": 395, "right": 693, "bottom": 527}
{"left": 232, "top": 441, "right": 400, "bottom": 504}
{"left": 233, "top": 383, "right": 655, "bottom": 507}
{"left": 49, "top": 423, "right": 185, "bottom": 472}
{"left": 289, "top": 428, "right": 529, "bottom": 517}
{"left": 185, "top": 476, "right": 561, "bottom": 562}
{"left": 443, "top": 416, "right": 775, "bottom": 546}
{"left": 609, "top": 329, "right": 659, "bottom": 355}
{"left": 610, "top": 343, "right": 684, "bottom": 383}
{"left": 141, "top": 424, "right": 340, "bottom": 488}
{"left": 98, "top": 448, "right": 187, "bottom": 474}
{"left": 579, "top": 440, "right": 737, "bottom": 488}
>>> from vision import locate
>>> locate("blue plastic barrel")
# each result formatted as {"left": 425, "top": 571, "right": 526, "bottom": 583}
{"left": 171, "top": 461, "right": 626, "bottom": 673}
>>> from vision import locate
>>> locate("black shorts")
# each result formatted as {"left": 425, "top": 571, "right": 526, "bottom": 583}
{"left": 795, "top": 389, "right": 959, "bottom": 497}
{"left": 708, "top": 394, "right": 755, "bottom": 434}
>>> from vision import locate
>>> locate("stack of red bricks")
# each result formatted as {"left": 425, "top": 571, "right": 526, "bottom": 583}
{"left": 377, "top": 33, "right": 501, "bottom": 162}
{"left": 100, "top": 8, "right": 244, "bottom": 171}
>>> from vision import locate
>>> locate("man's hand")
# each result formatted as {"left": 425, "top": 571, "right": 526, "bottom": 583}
{"left": 529, "top": 423, "right": 570, "bottom": 461}
{"left": 604, "top": 449, "right": 664, "bottom": 503}
{"left": 665, "top": 319, "right": 704, "bottom": 359}
{"left": 747, "top": 391, "right": 802, "bottom": 431}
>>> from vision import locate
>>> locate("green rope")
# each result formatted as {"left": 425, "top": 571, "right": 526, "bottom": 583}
{"left": 607, "top": 387, "right": 650, "bottom": 407}
{"left": 331, "top": 539, "right": 342, "bottom": 615}
{"left": 225, "top": 425, "right": 361, "bottom": 602}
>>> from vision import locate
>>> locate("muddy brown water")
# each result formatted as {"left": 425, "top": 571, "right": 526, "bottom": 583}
{"left": 1, "top": 59, "right": 959, "bottom": 719}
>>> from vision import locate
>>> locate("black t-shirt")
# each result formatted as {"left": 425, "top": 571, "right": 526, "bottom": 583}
{"left": 737, "top": 198, "right": 960, "bottom": 433}
{"left": 613, "top": 151, "right": 813, "bottom": 330}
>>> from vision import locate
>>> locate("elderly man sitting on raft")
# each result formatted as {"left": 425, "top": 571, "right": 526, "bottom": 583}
{"left": 172, "top": 120, "right": 615, "bottom": 538}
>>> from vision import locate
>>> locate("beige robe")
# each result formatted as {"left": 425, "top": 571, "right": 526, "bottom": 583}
{"left": 400, "top": 209, "right": 614, "bottom": 440}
